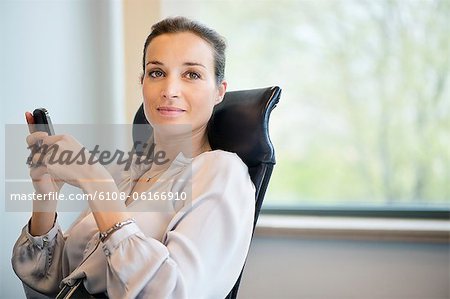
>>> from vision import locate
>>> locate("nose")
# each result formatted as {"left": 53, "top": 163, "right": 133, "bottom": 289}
{"left": 160, "top": 75, "right": 181, "bottom": 100}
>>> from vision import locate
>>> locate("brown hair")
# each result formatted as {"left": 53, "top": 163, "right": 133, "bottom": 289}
{"left": 141, "top": 16, "right": 226, "bottom": 85}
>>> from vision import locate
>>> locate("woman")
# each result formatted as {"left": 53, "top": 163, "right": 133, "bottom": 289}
{"left": 12, "top": 16, "right": 255, "bottom": 299}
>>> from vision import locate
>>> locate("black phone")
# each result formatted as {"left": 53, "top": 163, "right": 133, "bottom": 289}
{"left": 33, "top": 108, "right": 55, "bottom": 135}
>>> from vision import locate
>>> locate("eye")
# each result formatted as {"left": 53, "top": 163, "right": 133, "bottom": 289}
{"left": 148, "top": 70, "right": 164, "bottom": 78}
{"left": 185, "top": 71, "right": 201, "bottom": 80}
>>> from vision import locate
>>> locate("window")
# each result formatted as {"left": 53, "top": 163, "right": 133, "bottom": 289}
{"left": 162, "top": 0, "right": 449, "bottom": 216}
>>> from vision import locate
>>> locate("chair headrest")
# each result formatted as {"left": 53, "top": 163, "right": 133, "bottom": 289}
{"left": 132, "top": 86, "right": 281, "bottom": 167}
{"left": 207, "top": 86, "right": 281, "bottom": 167}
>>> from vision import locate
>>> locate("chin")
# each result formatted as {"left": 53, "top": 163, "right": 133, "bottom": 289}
{"left": 150, "top": 117, "right": 191, "bottom": 131}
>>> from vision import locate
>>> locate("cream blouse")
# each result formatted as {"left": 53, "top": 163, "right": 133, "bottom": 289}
{"left": 11, "top": 150, "right": 255, "bottom": 299}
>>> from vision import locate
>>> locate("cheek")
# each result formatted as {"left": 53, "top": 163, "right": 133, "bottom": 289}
{"left": 141, "top": 84, "right": 157, "bottom": 124}
{"left": 142, "top": 101, "right": 152, "bottom": 125}
{"left": 142, "top": 83, "right": 154, "bottom": 101}
{"left": 191, "top": 93, "right": 216, "bottom": 120}
{"left": 142, "top": 85, "right": 161, "bottom": 112}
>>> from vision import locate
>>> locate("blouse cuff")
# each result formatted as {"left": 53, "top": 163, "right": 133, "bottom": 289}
{"left": 101, "top": 222, "right": 141, "bottom": 256}
{"left": 24, "top": 215, "right": 60, "bottom": 249}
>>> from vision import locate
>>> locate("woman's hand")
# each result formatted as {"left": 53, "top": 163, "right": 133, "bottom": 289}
{"left": 26, "top": 112, "right": 64, "bottom": 194}
{"left": 38, "top": 134, "right": 114, "bottom": 190}
{"left": 27, "top": 131, "right": 66, "bottom": 192}
{"left": 26, "top": 112, "right": 62, "bottom": 214}
{"left": 26, "top": 112, "right": 113, "bottom": 190}
{"left": 37, "top": 133, "right": 128, "bottom": 216}
{"left": 25, "top": 112, "right": 123, "bottom": 216}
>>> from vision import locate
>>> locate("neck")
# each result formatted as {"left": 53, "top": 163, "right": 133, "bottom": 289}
{"left": 149, "top": 124, "right": 210, "bottom": 175}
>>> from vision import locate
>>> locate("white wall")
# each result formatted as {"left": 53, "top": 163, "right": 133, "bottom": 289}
{"left": 0, "top": 1, "right": 123, "bottom": 298}
{"left": 239, "top": 236, "right": 449, "bottom": 299}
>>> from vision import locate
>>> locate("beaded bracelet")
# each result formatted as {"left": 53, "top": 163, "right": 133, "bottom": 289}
{"left": 99, "top": 218, "right": 135, "bottom": 242}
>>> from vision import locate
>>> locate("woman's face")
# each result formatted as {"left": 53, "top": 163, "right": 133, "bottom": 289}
{"left": 142, "top": 32, "right": 227, "bottom": 133}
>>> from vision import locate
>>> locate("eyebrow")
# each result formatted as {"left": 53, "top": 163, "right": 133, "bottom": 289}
{"left": 146, "top": 60, "right": 206, "bottom": 69}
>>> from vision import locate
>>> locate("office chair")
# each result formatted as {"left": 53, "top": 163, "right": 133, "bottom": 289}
{"left": 132, "top": 86, "right": 281, "bottom": 299}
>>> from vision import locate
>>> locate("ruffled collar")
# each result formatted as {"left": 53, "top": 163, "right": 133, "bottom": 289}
{"left": 130, "top": 151, "right": 193, "bottom": 183}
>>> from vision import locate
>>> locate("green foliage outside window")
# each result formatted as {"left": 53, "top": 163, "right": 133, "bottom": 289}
{"left": 163, "top": 0, "right": 449, "bottom": 209}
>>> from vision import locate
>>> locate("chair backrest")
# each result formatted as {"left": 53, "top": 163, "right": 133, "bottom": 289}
{"left": 132, "top": 86, "right": 281, "bottom": 299}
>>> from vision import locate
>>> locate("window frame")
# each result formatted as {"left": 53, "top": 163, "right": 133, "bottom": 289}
{"left": 261, "top": 204, "right": 450, "bottom": 220}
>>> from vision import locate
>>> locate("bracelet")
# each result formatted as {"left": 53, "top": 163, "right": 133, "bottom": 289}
{"left": 99, "top": 218, "right": 135, "bottom": 242}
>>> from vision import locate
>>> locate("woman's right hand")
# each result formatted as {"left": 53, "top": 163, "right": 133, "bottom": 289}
{"left": 25, "top": 112, "right": 63, "bottom": 212}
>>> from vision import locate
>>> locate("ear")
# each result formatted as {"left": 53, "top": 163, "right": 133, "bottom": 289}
{"left": 215, "top": 80, "right": 227, "bottom": 105}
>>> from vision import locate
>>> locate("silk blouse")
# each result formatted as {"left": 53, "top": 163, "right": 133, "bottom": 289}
{"left": 11, "top": 150, "right": 255, "bottom": 299}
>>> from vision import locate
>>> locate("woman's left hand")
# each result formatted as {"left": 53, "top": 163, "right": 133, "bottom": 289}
{"left": 37, "top": 134, "right": 113, "bottom": 190}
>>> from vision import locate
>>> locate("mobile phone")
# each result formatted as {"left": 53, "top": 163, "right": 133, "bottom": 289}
{"left": 33, "top": 108, "right": 55, "bottom": 135}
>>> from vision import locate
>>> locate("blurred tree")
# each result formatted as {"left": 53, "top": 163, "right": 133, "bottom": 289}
{"left": 168, "top": 0, "right": 450, "bottom": 207}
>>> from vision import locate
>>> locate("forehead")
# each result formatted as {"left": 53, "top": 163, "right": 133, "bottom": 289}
{"left": 145, "top": 32, "right": 215, "bottom": 69}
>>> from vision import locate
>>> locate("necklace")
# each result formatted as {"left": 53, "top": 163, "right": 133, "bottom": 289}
{"left": 143, "top": 141, "right": 210, "bottom": 183}
{"left": 145, "top": 168, "right": 166, "bottom": 182}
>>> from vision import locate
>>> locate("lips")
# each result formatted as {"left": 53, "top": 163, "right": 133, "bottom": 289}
{"left": 157, "top": 106, "right": 186, "bottom": 117}
{"left": 157, "top": 106, "right": 185, "bottom": 112}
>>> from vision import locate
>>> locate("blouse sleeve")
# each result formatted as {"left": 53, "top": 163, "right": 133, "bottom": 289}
{"left": 11, "top": 215, "right": 65, "bottom": 297}
{"left": 11, "top": 208, "right": 91, "bottom": 298}
{"left": 102, "top": 151, "right": 256, "bottom": 299}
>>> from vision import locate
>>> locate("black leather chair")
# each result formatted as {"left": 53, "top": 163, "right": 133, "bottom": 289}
{"left": 133, "top": 86, "right": 281, "bottom": 299}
